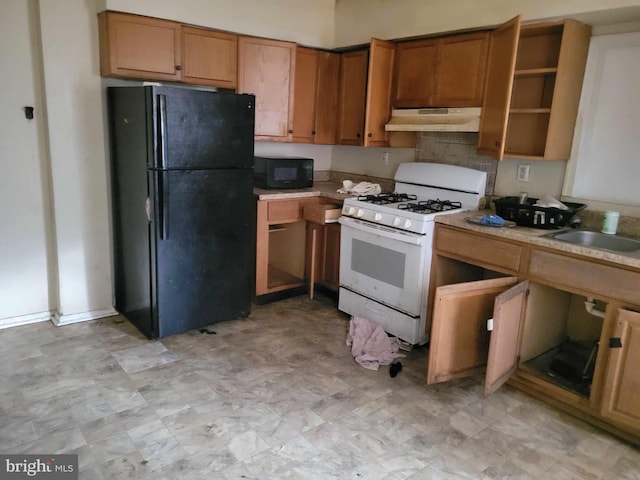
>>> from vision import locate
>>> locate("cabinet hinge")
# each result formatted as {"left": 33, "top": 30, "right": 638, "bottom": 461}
{"left": 609, "top": 337, "right": 622, "bottom": 348}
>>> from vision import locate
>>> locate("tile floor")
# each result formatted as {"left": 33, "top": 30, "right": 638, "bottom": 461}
{"left": 1, "top": 293, "right": 638, "bottom": 479}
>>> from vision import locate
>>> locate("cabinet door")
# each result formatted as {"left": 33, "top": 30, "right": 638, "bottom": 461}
{"left": 427, "top": 276, "right": 519, "bottom": 385}
{"left": 601, "top": 308, "right": 640, "bottom": 433}
{"left": 238, "top": 37, "right": 296, "bottom": 141}
{"left": 485, "top": 280, "right": 528, "bottom": 395}
{"left": 393, "top": 39, "right": 438, "bottom": 107}
{"left": 182, "top": 27, "right": 237, "bottom": 88}
{"left": 477, "top": 16, "right": 521, "bottom": 159}
{"left": 337, "top": 49, "right": 369, "bottom": 145}
{"left": 322, "top": 223, "right": 341, "bottom": 291}
{"left": 435, "top": 32, "right": 489, "bottom": 107}
{"left": 314, "top": 51, "right": 340, "bottom": 145}
{"left": 292, "top": 47, "right": 319, "bottom": 144}
{"left": 364, "top": 39, "right": 395, "bottom": 147}
{"left": 99, "top": 12, "right": 182, "bottom": 81}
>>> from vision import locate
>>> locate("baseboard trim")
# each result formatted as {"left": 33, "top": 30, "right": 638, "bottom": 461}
{"left": 0, "top": 311, "right": 53, "bottom": 330}
{"left": 52, "top": 308, "right": 118, "bottom": 326}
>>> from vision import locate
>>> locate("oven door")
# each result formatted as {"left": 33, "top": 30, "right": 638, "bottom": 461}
{"left": 339, "top": 216, "right": 430, "bottom": 316}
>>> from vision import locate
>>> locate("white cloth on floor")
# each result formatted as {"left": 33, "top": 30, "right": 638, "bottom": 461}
{"left": 345, "top": 316, "right": 404, "bottom": 370}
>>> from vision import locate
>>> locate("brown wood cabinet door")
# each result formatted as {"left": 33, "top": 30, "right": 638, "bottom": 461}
{"left": 393, "top": 38, "right": 438, "bottom": 107}
{"left": 601, "top": 308, "right": 640, "bottom": 433}
{"left": 485, "top": 280, "right": 528, "bottom": 395}
{"left": 364, "top": 39, "right": 395, "bottom": 147}
{"left": 238, "top": 36, "right": 296, "bottom": 141}
{"left": 322, "top": 223, "right": 341, "bottom": 290}
{"left": 427, "top": 276, "right": 519, "bottom": 385}
{"left": 99, "top": 12, "right": 182, "bottom": 81}
{"left": 314, "top": 51, "right": 340, "bottom": 145}
{"left": 292, "top": 47, "right": 319, "bottom": 144}
{"left": 477, "top": 16, "right": 521, "bottom": 159}
{"left": 337, "top": 49, "right": 369, "bottom": 145}
{"left": 181, "top": 27, "right": 237, "bottom": 89}
{"left": 435, "top": 32, "right": 489, "bottom": 107}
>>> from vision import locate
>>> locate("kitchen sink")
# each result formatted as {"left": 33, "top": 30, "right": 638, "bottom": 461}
{"left": 543, "top": 230, "right": 640, "bottom": 253}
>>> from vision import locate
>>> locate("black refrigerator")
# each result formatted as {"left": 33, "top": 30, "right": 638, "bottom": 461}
{"left": 107, "top": 86, "right": 255, "bottom": 339}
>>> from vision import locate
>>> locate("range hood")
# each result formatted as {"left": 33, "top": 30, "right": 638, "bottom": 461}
{"left": 385, "top": 107, "right": 481, "bottom": 132}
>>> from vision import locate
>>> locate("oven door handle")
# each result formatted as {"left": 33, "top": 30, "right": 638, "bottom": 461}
{"left": 339, "top": 217, "right": 426, "bottom": 245}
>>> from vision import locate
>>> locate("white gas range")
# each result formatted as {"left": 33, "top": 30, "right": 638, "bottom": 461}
{"left": 338, "top": 162, "right": 487, "bottom": 345}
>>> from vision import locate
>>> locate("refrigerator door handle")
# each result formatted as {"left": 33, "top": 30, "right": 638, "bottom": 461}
{"left": 145, "top": 197, "right": 152, "bottom": 223}
{"left": 157, "top": 172, "right": 169, "bottom": 239}
{"left": 156, "top": 94, "right": 167, "bottom": 169}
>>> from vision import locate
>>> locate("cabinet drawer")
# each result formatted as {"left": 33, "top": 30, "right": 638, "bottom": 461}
{"left": 435, "top": 227, "right": 522, "bottom": 272}
{"left": 528, "top": 250, "right": 640, "bottom": 305}
{"left": 267, "top": 200, "right": 302, "bottom": 223}
{"left": 303, "top": 203, "right": 341, "bottom": 224}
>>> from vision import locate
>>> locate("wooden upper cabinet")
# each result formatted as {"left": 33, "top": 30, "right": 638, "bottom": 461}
{"left": 99, "top": 11, "right": 182, "bottom": 81}
{"left": 238, "top": 36, "right": 296, "bottom": 141}
{"left": 393, "top": 31, "right": 489, "bottom": 108}
{"left": 314, "top": 51, "right": 340, "bottom": 145}
{"left": 292, "top": 48, "right": 340, "bottom": 145}
{"left": 601, "top": 308, "right": 640, "bottom": 434}
{"left": 292, "top": 47, "right": 319, "bottom": 143}
{"left": 181, "top": 27, "right": 237, "bottom": 89}
{"left": 477, "top": 16, "right": 521, "bottom": 159}
{"left": 393, "top": 39, "right": 438, "bottom": 107}
{"left": 479, "top": 17, "right": 591, "bottom": 160}
{"left": 364, "top": 38, "right": 395, "bottom": 147}
{"left": 435, "top": 32, "right": 489, "bottom": 106}
{"left": 337, "top": 49, "right": 369, "bottom": 146}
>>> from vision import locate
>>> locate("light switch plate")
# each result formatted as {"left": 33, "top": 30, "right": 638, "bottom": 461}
{"left": 517, "top": 164, "right": 530, "bottom": 182}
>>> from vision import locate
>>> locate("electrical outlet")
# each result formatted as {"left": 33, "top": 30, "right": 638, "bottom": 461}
{"left": 382, "top": 152, "right": 389, "bottom": 166}
{"left": 517, "top": 164, "right": 530, "bottom": 182}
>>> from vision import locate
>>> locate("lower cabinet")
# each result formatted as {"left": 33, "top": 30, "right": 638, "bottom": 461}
{"left": 306, "top": 222, "right": 341, "bottom": 293}
{"left": 429, "top": 224, "right": 640, "bottom": 443}
{"left": 255, "top": 197, "right": 341, "bottom": 297}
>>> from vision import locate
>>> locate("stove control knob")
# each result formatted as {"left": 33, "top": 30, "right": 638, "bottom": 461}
{"left": 356, "top": 209, "right": 365, "bottom": 218}
{"left": 346, "top": 207, "right": 356, "bottom": 216}
{"left": 374, "top": 213, "right": 383, "bottom": 221}
{"left": 403, "top": 219, "right": 412, "bottom": 229}
{"left": 393, "top": 217, "right": 402, "bottom": 227}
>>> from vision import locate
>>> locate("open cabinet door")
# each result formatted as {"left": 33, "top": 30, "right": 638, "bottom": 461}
{"left": 485, "top": 280, "right": 529, "bottom": 395}
{"left": 477, "top": 15, "right": 521, "bottom": 159}
{"left": 427, "top": 277, "right": 519, "bottom": 385}
{"left": 600, "top": 308, "right": 640, "bottom": 432}
{"left": 364, "top": 38, "right": 395, "bottom": 147}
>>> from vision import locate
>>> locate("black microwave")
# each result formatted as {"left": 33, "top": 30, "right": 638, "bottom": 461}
{"left": 253, "top": 156, "right": 314, "bottom": 189}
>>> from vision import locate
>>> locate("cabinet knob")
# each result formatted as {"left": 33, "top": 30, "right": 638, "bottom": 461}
{"left": 356, "top": 133, "right": 361, "bottom": 138}
{"left": 311, "top": 130, "right": 316, "bottom": 135}
{"left": 367, "top": 133, "right": 372, "bottom": 138}
{"left": 175, "top": 65, "right": 182, "bottom": 71}
{"left": 495, "top": 140, "right": 500, "bottom": 147}
{"left": 288, "top": 129, "right": 293, "bottom": 134}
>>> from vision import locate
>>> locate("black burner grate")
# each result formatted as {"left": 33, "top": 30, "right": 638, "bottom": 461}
{"left": 356, "top": 193, "right": 417, "bottom": 205}
{"left": 397, "top": 199, "right": 462, "bottom": 214}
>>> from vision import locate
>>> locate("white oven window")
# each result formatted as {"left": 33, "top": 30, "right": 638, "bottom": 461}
{"left": 339, "top": 219, "right": 428, "bottom": 317}
{"left": 351, "top": 239, "right": 405, "bottom": 288}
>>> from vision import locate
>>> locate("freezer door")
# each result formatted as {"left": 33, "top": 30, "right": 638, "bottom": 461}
{"left": 152, "top": 87, "right": 255, "bottom": 170}
{"left": 150, "top": 168, "right": 254, "bottom": 338}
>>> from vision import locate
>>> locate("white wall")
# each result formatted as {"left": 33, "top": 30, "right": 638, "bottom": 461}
{"left": 105, "top": 0, "right": 336, "bottom": 48}
{"left": 0, "top": 0, "right": 54, "bottom": 327}
{"left": 334, "top": 0, "right": 640, "bottom": 46}
{"left": 38, "top": 0, "right": 115, "bottom": 324}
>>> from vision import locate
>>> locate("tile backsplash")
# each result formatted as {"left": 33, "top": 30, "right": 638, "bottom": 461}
{"left": 416, "top": 132, "right": 498, "bottom": 195}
